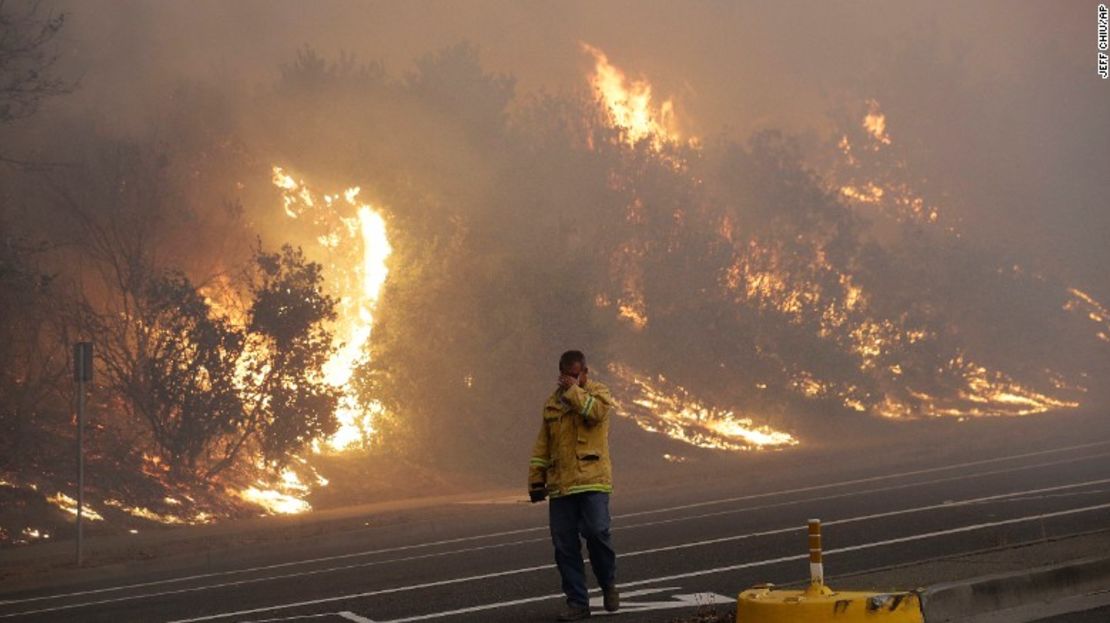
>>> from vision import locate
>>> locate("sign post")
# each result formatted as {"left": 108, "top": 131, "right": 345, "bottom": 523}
{"left": 74, "top": 342, "right": 93, "bottom": 566}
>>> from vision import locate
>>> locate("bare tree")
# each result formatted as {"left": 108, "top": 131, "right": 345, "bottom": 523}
{"left": 0, "top": 0, "right": 71, "bottom": 167}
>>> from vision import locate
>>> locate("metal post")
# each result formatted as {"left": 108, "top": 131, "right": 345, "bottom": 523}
{"left": 77, "top": 373, "right": 85, "bottom": 566}
{"left": 74, "top": 342, "right": 93, "bottom": 567}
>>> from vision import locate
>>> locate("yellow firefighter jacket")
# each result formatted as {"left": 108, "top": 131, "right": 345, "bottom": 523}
{"left": 528, "top": 380, "right": 614, "bottom": 498}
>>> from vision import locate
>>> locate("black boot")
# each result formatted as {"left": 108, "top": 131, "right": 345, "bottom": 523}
{"left": 602, "top": 585, "right": 620, "bottom": 612}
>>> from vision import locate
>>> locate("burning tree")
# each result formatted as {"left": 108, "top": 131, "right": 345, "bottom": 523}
{"left": 81, "top": 244, "right": 341, "bottom": 481}
{"left": 222, "top": 244, "right": 340, "bottom": 471}
{"left": 89, "top": 271, "right": 246, "bottom": 477}
{"left": 48, "top": 142, "right": 341, "bottom": 481}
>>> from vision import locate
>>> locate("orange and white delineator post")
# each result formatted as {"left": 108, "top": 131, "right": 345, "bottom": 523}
{"left": 803, "top": 518, "right": 833, "bottom": 597}
{"left": 808, "top": 518, "right": 823, "bottom": 585}
{"left": 806, "top": 518, "right": 830, "bottom": 594}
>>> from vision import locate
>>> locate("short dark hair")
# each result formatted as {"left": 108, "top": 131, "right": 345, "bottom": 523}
{"left": 559, "top": 350, "right": 586, "bottom": 372}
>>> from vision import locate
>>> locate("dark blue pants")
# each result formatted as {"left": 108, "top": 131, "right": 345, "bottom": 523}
{"left": 549, "top": 491, "right": 617, "bottom": 608}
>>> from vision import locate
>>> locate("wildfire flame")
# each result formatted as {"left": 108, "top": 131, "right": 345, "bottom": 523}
{"left": 583, "top": 43, "right": 680, "bottom": 149}
{"left": 836, "top": 99, "right": 941, "bottom": 225}
{"left": 719, "top": 206, "right": 1080, "bottom": 419}
{"left": 874, "top": 354, "right": 1081, "bottom": 419}
{"left": 237, "top": 486, "right": 310, "bottom": 515}
{"left": 271, "top": 166, "right": 392, "bottom": 451}
{"left": 610, "top": 364, "right": 798, "bottom": 451}
{"left": 1066, "top": 287, "right": 1110, "bottom": 343}
{"left": 47, "top": 492, "right": 104, "bottom": 521}
{"left": 102, "top": 499, "right": 200, "bottom": 525}
{"left": 862, "top": 98, "right": 892, "bottom": 146}
{"left": 235, "top": 465, "right": 322, "bottom": 515}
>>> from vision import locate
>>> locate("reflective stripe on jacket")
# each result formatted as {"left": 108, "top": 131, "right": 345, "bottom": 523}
{"left": 528, "top": 380, "right": 614, "bottom": 498}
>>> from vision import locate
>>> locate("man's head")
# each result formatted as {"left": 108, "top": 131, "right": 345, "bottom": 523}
{"left": 559, "top": 350, "right": 588, "bottom": 387}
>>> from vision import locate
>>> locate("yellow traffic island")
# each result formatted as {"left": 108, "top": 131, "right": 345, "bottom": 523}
{"left": 736, "top": 519, "right": 924, "bottom": 622}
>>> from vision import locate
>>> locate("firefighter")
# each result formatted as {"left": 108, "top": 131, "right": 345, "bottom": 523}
{"left": 528, "top": 350, "right": 619, "bottom": 621}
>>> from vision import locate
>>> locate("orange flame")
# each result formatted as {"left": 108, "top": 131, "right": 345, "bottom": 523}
{"left": 862, "top": 99, "right": 892, "bottom": 147}
{"left": 271, "top": 166, "right": 392, "bottom": 451}
{"left": 610, "top": 364, "right": 797, "bottom": 450}
{"left": 582, "top": 43, "right": 679, "bottom": 149}
{"left": 1066, "top": 287, "right": 1110, "bottom": 343}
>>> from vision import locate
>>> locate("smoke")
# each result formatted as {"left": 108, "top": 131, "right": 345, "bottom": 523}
{"left": 2, "top": 0, "right": 1107, "bottom": 496}
{"left": 41, "top": 1, "right": 1105, "bottom": 285}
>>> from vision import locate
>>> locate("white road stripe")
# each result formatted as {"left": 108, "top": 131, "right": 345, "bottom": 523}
{"left": 357, "top": 591, "right": 565, "bottom": 623}
{"left": 978, "top": 490, "right": 1108, "bottom": 503}
{"left": 179, "top": 500, "right": 1110, "bottom": 623}
{"left": 337, "top": 612, "right": 376, "bottom": 623}
{"left": 4, "top": 444, "right": 1105, "bottom": 610}
{"left": 243, "top": 615, "right": 336, "bottom": 623}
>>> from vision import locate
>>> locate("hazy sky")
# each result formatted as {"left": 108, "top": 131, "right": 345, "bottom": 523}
{"left": 53, "top": 1, "right": 1093, "bottom": 132}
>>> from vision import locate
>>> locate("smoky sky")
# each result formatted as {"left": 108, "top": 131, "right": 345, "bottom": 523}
{"left": 43, "top": 0, "right": 1109, "bottom": 298}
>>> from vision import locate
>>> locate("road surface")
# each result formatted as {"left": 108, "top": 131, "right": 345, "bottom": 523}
{"left": 2, "top": 436, "right": 1110, "bottom": 622}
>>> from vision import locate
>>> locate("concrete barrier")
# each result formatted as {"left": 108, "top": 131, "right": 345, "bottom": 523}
{"left": 920, "top": 556, "right": 1110, "bottom": 622}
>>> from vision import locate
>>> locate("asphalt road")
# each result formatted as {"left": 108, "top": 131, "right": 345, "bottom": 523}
{"left": 3, "top": 437, "right": 1110, "bottom": 623}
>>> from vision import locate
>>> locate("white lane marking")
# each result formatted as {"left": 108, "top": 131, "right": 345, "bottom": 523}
{"left": 588, "top": 587, "right": 733, "bottom": 615}
{"left": 351, "top": 591, "right": 564, "bottom": 623}
{"left": 978, "top": 490, "right": 1108, "bottom": 503}
{"left": 150, "top": 496, "right": 1110, "bottom": 622}
{"left": 4, "top": 475, "right": 1108, "bottom": 620}
{"left": 337, "top": 612, "right": 376, "bottom": 623}
{"left": 250, "top": 587, "right": 731, "bottom": 623}
{"left": 210, "top": 500, "right": 1110, "bottom": 623}
{"left": 5, "top": 446, "right": 1105, "bottom": 610}
{"left": 242, "top": 615, "right": 336, "bottom": 622}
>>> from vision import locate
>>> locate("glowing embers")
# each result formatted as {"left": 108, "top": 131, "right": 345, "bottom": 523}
{"left": 609, "top": 364, "right": 797, "bottom": 451}
{"left": 101, "top": 498, "right": 211, "bottom": 525}
{"left": 582, "top": 43, "right": 680, "bottom": 149}
{"left": 839, "top": 182, "right": 884, "bottom": 205}
{"left": 724, "top": 243, "right": 829, "bottom": 322}
{"left": 13, "top": 527, "right": 50, "bottom": 544}
{"left": 605, "top": 238, "right": 649, "bottom": 329}
{"left": 862, "top": 99, "right": 892, "bottom": 146}
{"left": 271, "top": 166, "right": 392, "bottom": 451}
{"left": 1065, "top": 288, "right": 1110, "bottom": 343}
{"left": 834, "top": 99, "right": 941, "bottom": 226}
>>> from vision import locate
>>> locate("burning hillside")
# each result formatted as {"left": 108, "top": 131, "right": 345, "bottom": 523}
{"left": 1, "top": 4, "right": 1106, "bottom": 545}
